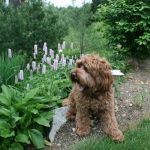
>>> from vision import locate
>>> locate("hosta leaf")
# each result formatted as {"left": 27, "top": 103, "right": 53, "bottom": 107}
{"left": 51, "top": 96, "right": 61, "bottom": 102}
{"left": 0, "top": 107, "right": 10, "bottom": 116}
{"left": 40, "top": 111, "right": 54, "bottom": 120}
{"left": 28, "top": 129, "right": 45, "bottom": 149}
{"left": 33, "top": 116, "right": 50, "bottom": 127}
{"left": 20, "top": 112, "right": 32, "bottom": 128}
{"left": 24, "top": 88, "right": 39, "bottom": 102}
{"left": 15, "top": 134, "right": 30, "bottom": 144}
{"left": 29, "top": 108, "right": 39, "bottom": 114}
{"left": 36, "top": 104, "right": 50, "bottom": 109}
{"left": 1, "top": 85, "right": 13, "bottom": 99}
{"left": 0, "top": 120, "right": 11, "bottom": 129}
{"left": 9, "top": 142, "right": 24, "bottom": 150}
{"left": 0, "top": 94, "right": 11, "bottom": 106}
{"left": 1, "top": 129, "right": 15, "bottom": 138}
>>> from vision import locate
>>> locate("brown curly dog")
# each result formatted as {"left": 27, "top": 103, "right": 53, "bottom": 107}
{"left": 63, "top": 54, "right": 124, "bottom": 142}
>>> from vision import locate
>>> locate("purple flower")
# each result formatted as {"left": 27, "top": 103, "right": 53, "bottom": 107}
{"left": 34, "top": 45, "right": 38, "bottom": 54}
{"left": 42, "top": 65, "right": 46, "bottom": 74}
{"left": 80, "top": 54, "right": 84, "bottom": 58}
{"left": 49, "top": 49, "right": 54, "bottom": 58}
{"left": 58, "top": 43, "right": 61, "bottom": 50}
{"left": 26, "top": 63, "right": 30, "bottom": 70}
{"left": 69, "top": 59, "right": 73, "bottom": 66}
{"left": 32, "top": 61, "right": 36, "bottom": 71}
{"left": 61, "top": 54, "right": 64, "bottom": 62}
{"left": 62, "top": 58, "right": 66, "bottom": 66}
{"left": 44, "top": 46, "right": 48, "bottom": 55}
{"left": 46, "top": 57, "right": 51, "bottom": 65}
{"left": 42, "top": 54, "right": 47, "bottom": 63}
{"left": 43, "top": 42, "right": 47, "bottom": 51}
{"left": 62, "top": 41, "right": 66, "bottom": 49}
{"left": 33, "top": 53, "right": 36, "bottom": 59}
{"left": 19, "top": 70, "right": 24, "bottom": 80}
{"left": 53, "top": 59, "right": 58, "bottom": 70}
{"left": 8, "top": 49, "right": 12, "bottom": 58}
{"left": 56, "top": 54, "right": 59, "bottom": 61}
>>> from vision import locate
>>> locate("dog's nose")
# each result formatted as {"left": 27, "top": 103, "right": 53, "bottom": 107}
{"left": 71, "top": 72, "right": 77, "bottom": 78}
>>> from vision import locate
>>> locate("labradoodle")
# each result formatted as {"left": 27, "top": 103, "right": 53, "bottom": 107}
{"left": 63, "top": 54, "right": 124, "bottom": 142}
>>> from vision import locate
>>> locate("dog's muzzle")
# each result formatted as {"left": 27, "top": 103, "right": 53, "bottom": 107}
{"left": 70, "top": 72, "right": 78, "bottom": 82}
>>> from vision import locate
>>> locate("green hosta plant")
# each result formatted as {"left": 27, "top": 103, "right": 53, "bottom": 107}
{"left": 0, "top": 84, "right": 55, "bottom": 150}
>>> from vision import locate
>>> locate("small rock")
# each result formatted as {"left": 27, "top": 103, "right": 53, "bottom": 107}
{"left": 129, "top": 103, "right": 133, "bottom": 107}
{"left": 115, "top": 105, "right": 118, "bottom": 112}
{"left": 122, "top": 114, "right": 126, "bottom": 117}
{"left": 72, "top": 128, "right": 76, "bottom": 132}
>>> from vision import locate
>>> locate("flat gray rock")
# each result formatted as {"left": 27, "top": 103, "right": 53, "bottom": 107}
{"left": 49, "top": 106, "right": 68, "bottom": 142}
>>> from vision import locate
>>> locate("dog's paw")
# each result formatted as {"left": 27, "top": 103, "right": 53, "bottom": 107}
{"left": 76, "top": 128, "right": 90, "bottom": 136}
{"left": 111, "top": 130, "right": 124, "bottom": 142}
{"left": 66, "top": 112, "right": 75, "bottom": 120}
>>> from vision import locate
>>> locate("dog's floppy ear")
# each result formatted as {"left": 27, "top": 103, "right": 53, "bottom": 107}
{"left": 96, "top": 58, "right": 113, "bottom": 91}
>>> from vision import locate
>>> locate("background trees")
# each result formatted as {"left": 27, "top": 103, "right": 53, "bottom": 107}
{"left": 0, "top": 0, "right": 68, "bottom": 57}
{"left": 97, "top": 0, "right": 150, "bottom": 59}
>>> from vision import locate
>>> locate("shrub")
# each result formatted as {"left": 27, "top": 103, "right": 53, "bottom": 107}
{"left": 97, "top": 0, "right": 150, "bottom": 59}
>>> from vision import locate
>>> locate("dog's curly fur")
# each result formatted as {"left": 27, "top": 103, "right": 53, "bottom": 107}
{"left": 63, "top": 54, "right": 124, "bottom": 142}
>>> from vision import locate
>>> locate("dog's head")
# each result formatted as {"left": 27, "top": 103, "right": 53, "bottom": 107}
{"left": 70, "top": 54, "right": 113, "bottom": 93}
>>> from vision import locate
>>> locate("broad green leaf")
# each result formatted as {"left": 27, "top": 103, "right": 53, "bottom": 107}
{"left": 36, "top": 104, "right": 50, "bottom": 109}
{"left": 28, "top": 129, "right": 45, "bottom": 149}
{"left": 33, "top": 116, "right": 50, "bottom": 127}
{"left": 0, "top": 94, "right": 11, "bottom": 106}
{"left": 15, "top": 134, "right": 30, "bottom": 144}
{"left": 29, "top": 108, "right": 39, "bottom": 114}
{"left": 40, "top": 111, "right": 54, "bottom": 120}
{"left": 20, "top": 112, "right": 32, "bottom": 128}
{"left": 9, "top": 142, "right": 24, "bottom": 150}
{"left": 0, "top": 107, "right": 10, "bottom": 116}
{"left": 24, "top": 88, "right": 39, "bottom": 102}
{"left": 51, "top": 96, "right": 61, "bottom": 102}
{"left": 0, "top": 120, "right": 11, "bottom": 129}
{"left": 1, "top": 85, "right": 13, "bottom": 99}
{"left": 1, "top": 129, "right": 15, "bottom": 138}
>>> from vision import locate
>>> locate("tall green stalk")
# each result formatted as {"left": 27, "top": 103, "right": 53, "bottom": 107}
{"left": 0, "top": 51, "right": 25, "bottom": 87}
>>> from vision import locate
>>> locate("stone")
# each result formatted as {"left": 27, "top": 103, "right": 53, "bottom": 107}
{"left": 49, "top": 106, "right": 68, "bottom": 142}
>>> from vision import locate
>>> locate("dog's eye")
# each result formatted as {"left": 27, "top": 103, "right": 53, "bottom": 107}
{"left": 84, "top": 66, "right": 88, "bottom": 71}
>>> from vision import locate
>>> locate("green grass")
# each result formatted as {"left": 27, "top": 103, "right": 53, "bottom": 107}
{"left": 69, "top": 118, "right": 150, "bottom": 150}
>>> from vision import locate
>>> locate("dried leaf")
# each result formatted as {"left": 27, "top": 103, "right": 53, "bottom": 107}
{"left": 44, "top": 140, "right": 52, "bottom": 146}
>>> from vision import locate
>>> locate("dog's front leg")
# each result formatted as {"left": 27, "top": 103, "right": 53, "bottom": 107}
{"left": 75, "top": 105, "right": 91, "bottom": 136}
{"left": 101, "top": 111, "right": 124, "bottom": 142}
{"left": 66, "top": 95, "right": 76, "bottom": 120}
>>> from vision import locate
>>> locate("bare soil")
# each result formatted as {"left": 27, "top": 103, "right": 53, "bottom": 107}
{"left": 27, "top": 59, "right": 150, "bottom": 150}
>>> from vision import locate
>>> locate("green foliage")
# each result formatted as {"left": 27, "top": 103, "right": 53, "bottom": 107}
{"left": 134, "top": 90, "right": 147, "bottom": 108}
{"left": 0, "top": 0, "right": 68, "bottom": 57}
{"left": 0, "top": 84, "right": 55, "bottom": 149}
{"left": 91, "top": 0, "right": 108, "bottom": 14}
{"left": 97, "top": 0, "right": 150, "bottom": 59}
{"left": 0, "top": 51, "right": 25, "bottom": 87}
{"left": 63, "top": 4, "right": 93, "bottom": 54}
{"left": 16, "top": 62, "right": 74, "bottom": 108}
